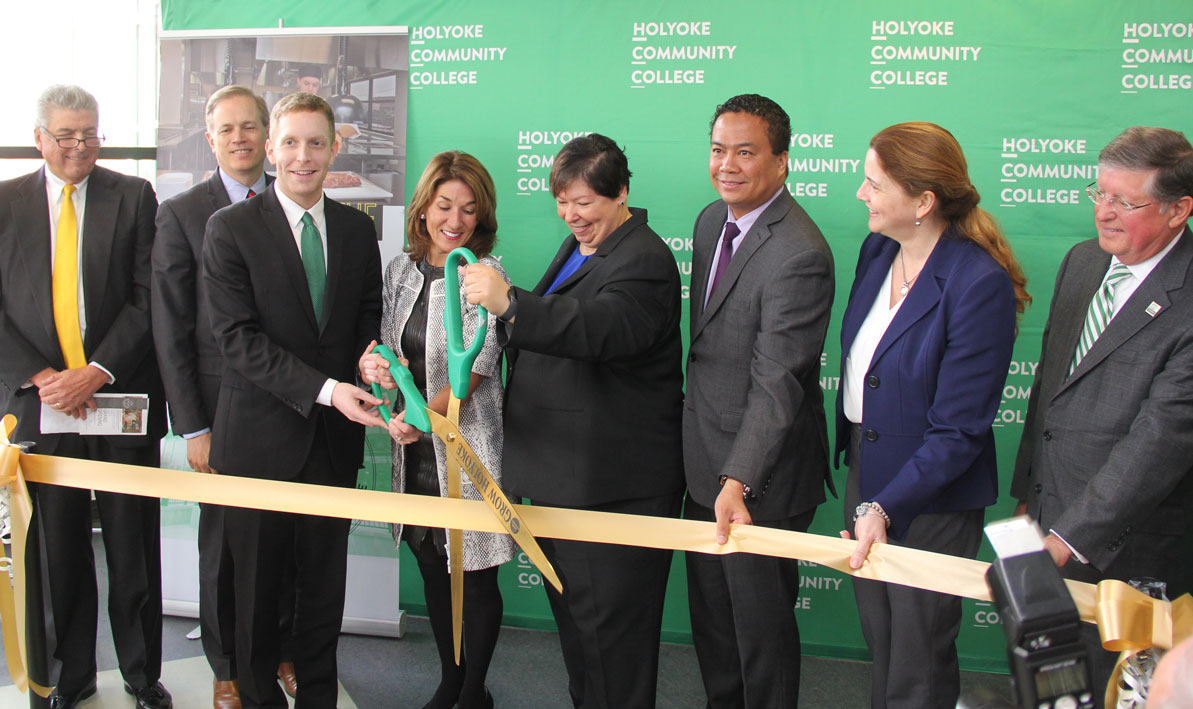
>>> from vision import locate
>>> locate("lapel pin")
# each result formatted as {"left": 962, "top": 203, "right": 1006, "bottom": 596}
{"left": 1145, "top": 301, "right": 1161, "bottom": 317}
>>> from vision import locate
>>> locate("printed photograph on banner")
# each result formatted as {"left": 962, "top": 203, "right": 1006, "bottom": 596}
{"left": 157, "top": 28, "right": 410, "bottom": 265}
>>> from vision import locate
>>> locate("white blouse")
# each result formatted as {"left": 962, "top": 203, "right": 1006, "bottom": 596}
{"left": 843, "top": 263, "right": 905, "bottom": 424}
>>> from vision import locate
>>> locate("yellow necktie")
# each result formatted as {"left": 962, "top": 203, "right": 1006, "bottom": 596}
{"left": 53, "top": 184, "right": 86, "bottom": 369}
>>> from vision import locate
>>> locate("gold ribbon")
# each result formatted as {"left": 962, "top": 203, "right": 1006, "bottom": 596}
{"left": 0, "top": 416, "right": 52, "bottom": 697}
{"left": 4, "top": 414, "right": 1187, "bottom": 700}
{"left": 1095, "top": 581, "right": 1193, "bottom": 707}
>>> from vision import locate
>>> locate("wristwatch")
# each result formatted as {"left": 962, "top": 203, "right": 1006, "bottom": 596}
{"left": 718, "top": 474, "right": 755, "bottom": 501}
{"left": 498, "top": 286, "right": 518, "bottom": 322}
{"left": 853, "top": 501, "right": 891, "bottom": 528}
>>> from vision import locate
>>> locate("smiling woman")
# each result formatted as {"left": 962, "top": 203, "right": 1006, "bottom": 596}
{"left": 461, "top": 133, "right": 685, "bottom": 707}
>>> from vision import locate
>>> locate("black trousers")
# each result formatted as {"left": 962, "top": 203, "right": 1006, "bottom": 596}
{"left": 844, "top": 425, "right": 984, "bottom": 709}
{"left": 224, "top": 430, "right": 350, "bottom": 709}
{"left": 685, "top": 495, "right": 815, "bottom": 709}
{"left": 28, "top": 437, "right": 162, "bottom": 695}
{"left": 535, "top": 492, "right": 682, "bottom": 709}
{"left": 199, "top": 501, "right": 298, "bottom": 681}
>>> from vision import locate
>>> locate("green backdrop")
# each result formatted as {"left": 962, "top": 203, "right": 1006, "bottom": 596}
{"left": 162, "top": 0, "right": 1193, "bottom": 672}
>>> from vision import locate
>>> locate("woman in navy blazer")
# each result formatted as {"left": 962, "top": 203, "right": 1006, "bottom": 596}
{"left": 837, "top": 122, "right": 1030, "bottom": 709}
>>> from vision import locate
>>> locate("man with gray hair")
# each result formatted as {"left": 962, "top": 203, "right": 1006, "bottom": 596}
{"left": 1013, "top": 126, "right": 1193, "bottom": 702}
{"left": 0, "top": 85, "right": 171, "bottom": 708}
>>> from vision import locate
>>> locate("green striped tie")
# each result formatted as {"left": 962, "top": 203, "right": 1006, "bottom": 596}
{"left": 1070, "top": 262, "right": 1132, "bottom": 374}
{"left": 300, "top": 212, "right": 326, "bottom": 319}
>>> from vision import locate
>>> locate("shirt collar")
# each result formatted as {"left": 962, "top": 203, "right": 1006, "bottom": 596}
{"left": 218, "top": 167, "right": 267, "bottom": 203}
{"left": 43, "top": 164, "right": 90, "bottom": 198}
{"left": 274, "top": 184, "right": 325, "bottom": 230}
{"left": 725, "top": 186, "right": 785, "bottom": 239}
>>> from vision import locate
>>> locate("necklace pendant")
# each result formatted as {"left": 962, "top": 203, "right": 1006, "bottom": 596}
{"left": 899, "top": 283, "right": 909, "bottom": 296}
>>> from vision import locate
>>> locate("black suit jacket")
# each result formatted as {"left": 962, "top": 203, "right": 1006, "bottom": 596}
{"left": 501, "top": 208, "right": 685, "bottom": 507}
{"left": 201, "top": 184, "right": 382, "bottom": 481}
{"left": 0, "top": 166, "right": 165, "bottom": 450}
{"left": 684, "top": 191, "right": 835, "bottom": 522}
{"left": 152, "top": 171, "right": 272, "bottom": 435}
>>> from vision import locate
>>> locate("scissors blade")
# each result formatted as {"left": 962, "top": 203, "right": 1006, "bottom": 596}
{"left": 446, "top": 397, "right": 464, "bottom": 665}
{"left": 429, "top": 410, "right": 563, "bottom": 594}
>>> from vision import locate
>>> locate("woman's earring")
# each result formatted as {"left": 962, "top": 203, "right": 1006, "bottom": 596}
{"left": 914, "top": 219, "right": 921, "bottom": 226}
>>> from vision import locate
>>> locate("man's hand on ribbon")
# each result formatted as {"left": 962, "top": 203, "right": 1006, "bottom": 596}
{"left": 714, "top": 477, "right": 752, "bottom": 545}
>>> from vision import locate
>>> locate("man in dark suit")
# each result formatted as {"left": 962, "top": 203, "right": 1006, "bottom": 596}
{"left": 152, "top": 85, "right": 288, "bottom": 708}
{"left": 201, "top": 92, "right": 384, "bottom": 708}
{"left": 0, "top": 84, "right": 171, "bottom": 709}
{"left": 683, "top": 94, "right": 835, "bottom": 708}
{"left": 1013, "top": 126, "right": 1193, "bottom": 697}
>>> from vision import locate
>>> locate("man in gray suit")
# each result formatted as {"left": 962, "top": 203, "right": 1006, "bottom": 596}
{"left": 1013, "top": 126, "right": 1193, "bottom": 695}
{"left": 683, "top": 94, "right": 835, "bottom": 708}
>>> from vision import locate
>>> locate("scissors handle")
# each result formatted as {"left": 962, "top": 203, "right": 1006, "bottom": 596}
{"left": 444, "top": 247, "right": 487, "bottom": 400}
{"left": 369, "top": 344, "right": 431, "bottom": 433}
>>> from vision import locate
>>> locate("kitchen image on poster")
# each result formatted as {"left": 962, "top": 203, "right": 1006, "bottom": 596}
{"left": 155, "top": 26, "right": 409, "bottom": 637}
{"left": 158, "top": 27, "right": 409, "bottom": 265}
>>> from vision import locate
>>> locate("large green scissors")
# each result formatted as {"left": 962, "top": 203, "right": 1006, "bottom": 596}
{"left": 371, "top": 247, "right": 561, "bottom": 663}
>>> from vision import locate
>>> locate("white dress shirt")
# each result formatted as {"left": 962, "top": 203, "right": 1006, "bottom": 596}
{"left": 273, "top": 186, "right": 336, "bottom": 406}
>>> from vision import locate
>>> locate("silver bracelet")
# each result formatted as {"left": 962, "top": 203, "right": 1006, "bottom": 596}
{"left": 853, "top": 501, "right": 891, "bottom": 528}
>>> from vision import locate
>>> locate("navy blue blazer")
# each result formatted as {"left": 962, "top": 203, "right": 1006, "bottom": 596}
{"left": 834, "top": 231, "right": 1016, "bottom": 539}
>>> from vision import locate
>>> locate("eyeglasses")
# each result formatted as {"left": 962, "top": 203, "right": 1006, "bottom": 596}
{"left": 1085, "top": 182, "right": 1157, "bottom": 213}
{"left": 40, "top": 129, "right": 105, "bottom": 149}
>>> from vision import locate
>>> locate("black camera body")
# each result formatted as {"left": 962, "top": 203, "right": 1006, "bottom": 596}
{"left": 986, "top": 551, "right": 1095, "bottom": 709}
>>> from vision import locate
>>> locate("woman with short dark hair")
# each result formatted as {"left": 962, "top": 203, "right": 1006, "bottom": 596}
{"left": 463, "top": 133, "right": 685, "bottom": 708}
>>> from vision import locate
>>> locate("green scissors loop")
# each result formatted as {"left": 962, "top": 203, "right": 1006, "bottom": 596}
{"left": 369, "top": 344, "right": 431, "bottom": 433}
{"left": 443, "top": 247, "right": 487, "bottom": 400}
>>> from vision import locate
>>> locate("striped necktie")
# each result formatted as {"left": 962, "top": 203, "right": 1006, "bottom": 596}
{"left": 1070, "top": 262, "right": 1132, "bottom": 374}
{"left": 300, "top": 212, "right": 326, "bottom": 319}
{"left": 53, "top": 183, "right": 86, "bottom": 368}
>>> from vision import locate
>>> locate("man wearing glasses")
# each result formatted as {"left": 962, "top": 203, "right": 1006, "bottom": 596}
{"left": 1013, "top": 126, "right": 1193, "bottom": 700}
{"left": 0, "top": 85, "right": 170, "bottom": 708}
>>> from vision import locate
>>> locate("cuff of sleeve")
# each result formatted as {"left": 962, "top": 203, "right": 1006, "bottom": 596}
{"left": 181, "top": 428, "right": 212, "bottom": 439}
{"left": 88, "top": 362, "right": 115, "bottom": 385}
{"left": 317, "top": 379, "right": 338, "bottom": 407}
{"left": 1050, "top": 529, "right": 1090, "bottom": 565}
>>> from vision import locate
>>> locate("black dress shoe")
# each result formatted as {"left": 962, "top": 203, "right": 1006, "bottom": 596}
{"left": 48, "top": 679, "right": 97, "bottom": 709}
{"left": 123, "top": 681, "right": 174, "bottom": 709}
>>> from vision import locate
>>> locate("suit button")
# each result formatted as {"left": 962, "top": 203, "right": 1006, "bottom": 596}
{"left": 689, "top": 353, "right": 697, "bottom": 363}
{"left": 1042, "top": 430, "right": 1052, "bottom": 441}
{"left": 864, "top": 429, "right": 879, "bottom": 442}
{"left": 1034, "top": 484, "right": 1042, "bottom": 493}
{"left": 866, "top": 375, "right": 880, "bottom": 388}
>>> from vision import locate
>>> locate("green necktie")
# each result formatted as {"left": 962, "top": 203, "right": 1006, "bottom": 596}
{"left": 1070, "top": 262, "right": 1132, "bottom": 374}
{"left": 300, "top": 212, "right": 326, "bottom": 319}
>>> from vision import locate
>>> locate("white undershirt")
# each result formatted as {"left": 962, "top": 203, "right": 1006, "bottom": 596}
{"left": 843, "top": 263, "right": 904, "bottom": 424}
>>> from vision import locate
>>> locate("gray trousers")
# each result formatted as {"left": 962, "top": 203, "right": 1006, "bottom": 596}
{"left": 844, "top": 424, "right": 984, "bottom": 709}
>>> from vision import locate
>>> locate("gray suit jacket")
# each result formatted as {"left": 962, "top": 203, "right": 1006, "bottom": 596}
{"left": 1012, "top": 230, "right": 1193, "bottom": 594}
{"left": 683, "top": 191, "right": 835, "bottom": 522}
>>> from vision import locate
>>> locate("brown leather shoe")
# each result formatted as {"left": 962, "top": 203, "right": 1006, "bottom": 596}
{"left": 213, "top": 678, "right": 240, "bottom": 709}
{"left": 277, "top": 662, "right": 297, "bottom": 698}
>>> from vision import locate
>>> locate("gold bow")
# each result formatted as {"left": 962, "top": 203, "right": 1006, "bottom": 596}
{"left": 1096, "top": 579, "right": 1193, "bottom": 706}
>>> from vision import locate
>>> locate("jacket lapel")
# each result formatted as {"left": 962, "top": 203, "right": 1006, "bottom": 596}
{"left": 688, "top": 205, "right": 723, "bottom": 341}
{"left": 868, "top": 237, "right": 949, "bottom": 368}
{"left": 81, "top": 168, "right": 118, "bottom": 345}
{"left": 321, "top": 198, "right": 346, "bottom": 334}
{"left": 1059, "top": 230, "right": 1192, "bottom": 394}
{"left": 697, "top": 196, "right": 792, "bottom": 332}
{"left": 205, "top": 172, "right": 232, "bottom": 213}
{"left": 262, "top": 185, "right": 320, "bottom": 332}
{"left": 840, "top": 237, "right": 898, "bottom": 359}
{"left": 12, "top": 169, "right": 57, "bottom": 355}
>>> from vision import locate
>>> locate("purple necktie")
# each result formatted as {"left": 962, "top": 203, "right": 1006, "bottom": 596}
{"left": 709, "top": 221, "right": 741, "bottom": 297}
